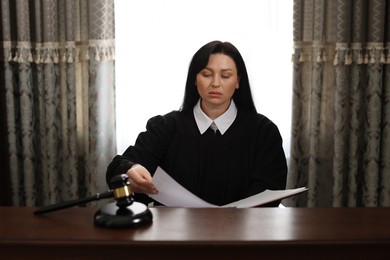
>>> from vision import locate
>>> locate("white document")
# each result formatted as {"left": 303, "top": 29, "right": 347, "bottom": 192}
{"left": 149, "top": 167, "right": 308, "bottom": 208}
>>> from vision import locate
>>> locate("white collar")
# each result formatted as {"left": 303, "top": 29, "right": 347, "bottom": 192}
{"left": 193, "top": 99, "right": 237, "bottom": 135}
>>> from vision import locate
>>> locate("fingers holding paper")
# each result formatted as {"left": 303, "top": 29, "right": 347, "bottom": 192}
{"left": 126, "top": 164, "right": 158, "bottom": 195}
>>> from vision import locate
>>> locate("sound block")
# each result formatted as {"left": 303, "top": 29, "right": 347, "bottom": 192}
{"left": 94, "top": 202, "right": 153, "bottom": 228}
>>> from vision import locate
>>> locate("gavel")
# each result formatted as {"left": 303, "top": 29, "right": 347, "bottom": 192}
{"left": 34, "top": 174, "right": 153, "bottom": 228}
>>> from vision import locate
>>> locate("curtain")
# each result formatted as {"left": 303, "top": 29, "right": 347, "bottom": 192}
{"left": 286, "top": 0, "right": 390, "bottom": 207}
{"left": 0, "top": 0, "right": 116, "bottom": 206}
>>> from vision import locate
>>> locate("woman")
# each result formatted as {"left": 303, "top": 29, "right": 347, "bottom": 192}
{"left": 106, "top": 41, "right": 287, "bottom": 206}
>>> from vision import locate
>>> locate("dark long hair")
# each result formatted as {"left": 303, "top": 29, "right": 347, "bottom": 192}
{"left": 180, "top": 41, "right": 257, "bottom": 113}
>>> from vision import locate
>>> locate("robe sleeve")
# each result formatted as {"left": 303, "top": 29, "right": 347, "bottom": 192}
{"left": 245, "top": 118, "right": 287, "bottom": 206}
{"left": 105, "top": 113, "right": 175, "bottom": 188}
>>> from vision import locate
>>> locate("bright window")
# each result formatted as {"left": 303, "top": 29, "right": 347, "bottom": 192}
{"left": 115, "top": 0, "right": 293, "bottom": 157}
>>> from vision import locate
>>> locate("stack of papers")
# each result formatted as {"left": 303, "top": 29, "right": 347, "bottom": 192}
{"left": 150, "top": 167, "right": 308, "bottom": 208}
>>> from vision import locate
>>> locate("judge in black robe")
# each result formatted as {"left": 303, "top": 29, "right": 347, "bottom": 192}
{"left": 106, "top": 41, "right": 287, "bottom": 206}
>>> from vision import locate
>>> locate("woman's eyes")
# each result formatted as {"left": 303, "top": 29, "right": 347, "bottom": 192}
{"left": 201, "top": 73, "right": 231, "bottom": 79}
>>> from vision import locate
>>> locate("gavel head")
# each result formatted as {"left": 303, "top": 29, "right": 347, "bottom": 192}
{"left": 110, "top": 174, "right": 134, "bottom": 209}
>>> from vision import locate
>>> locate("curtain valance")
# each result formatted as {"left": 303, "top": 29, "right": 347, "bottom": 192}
{"left": 3, "top": 39, "right": 115, "bottom": 64}
{"left": 293, "top": 42, "right": 390, "bottom": 65}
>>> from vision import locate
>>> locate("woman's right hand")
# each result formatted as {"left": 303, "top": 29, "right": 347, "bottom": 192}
{"left": 126, "top": 164, "right": 158, "bottom": 195}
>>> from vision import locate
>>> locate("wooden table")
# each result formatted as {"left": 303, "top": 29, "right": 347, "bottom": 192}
{"left": 1, "top": 206, "right": 389, "bottom": 259}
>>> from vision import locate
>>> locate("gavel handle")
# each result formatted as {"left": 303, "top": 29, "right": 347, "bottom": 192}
{"left": 33, "top": 191, "right": 114, "bottom": 215}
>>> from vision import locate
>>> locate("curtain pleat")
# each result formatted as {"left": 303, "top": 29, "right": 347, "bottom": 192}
{"left": 381, "top": 65, "right": 390, "bottom": 206}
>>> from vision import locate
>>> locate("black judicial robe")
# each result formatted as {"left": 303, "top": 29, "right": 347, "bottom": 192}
{"left": 106, "top": 108, "right": 287, "bottom": 206}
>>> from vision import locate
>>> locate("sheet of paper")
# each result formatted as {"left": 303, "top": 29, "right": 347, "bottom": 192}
{"left": 150, "top": 167, "right": 218, "bottom": 208}
{"left": 149, "top": 166, "right": 308, "bottom": 208}
{"left": 221, "top": 188, "right": 309, "bottom": 208}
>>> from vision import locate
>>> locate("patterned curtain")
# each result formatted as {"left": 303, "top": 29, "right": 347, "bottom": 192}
{"left": 286, "top": 0, "right": 390, "bottom": 207}
{"left": 0, "top": 0, "right": 116, "bottom": 206}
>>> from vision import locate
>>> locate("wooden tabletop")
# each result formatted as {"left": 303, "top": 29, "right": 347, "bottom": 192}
{"left": 1, "top": 206, "right": 390, "bottom": 259}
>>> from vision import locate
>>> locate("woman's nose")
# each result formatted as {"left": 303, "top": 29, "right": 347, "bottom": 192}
{"left": 211, "top": 76, "right": 220, "bottom": 88}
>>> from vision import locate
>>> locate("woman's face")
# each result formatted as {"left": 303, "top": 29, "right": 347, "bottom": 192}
{"left": 196, "top": 53, "right": 239, "bottom": 117}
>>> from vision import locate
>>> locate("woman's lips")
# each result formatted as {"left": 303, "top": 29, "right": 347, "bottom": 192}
{"left": 208, "top": 91, "right": 222, "bottom": 97}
